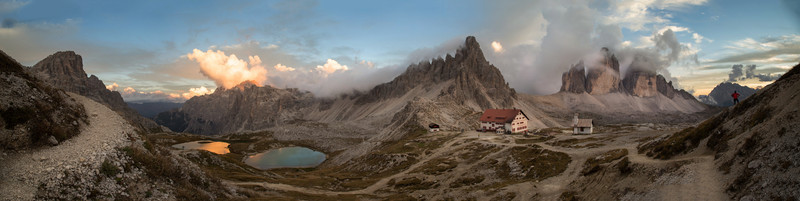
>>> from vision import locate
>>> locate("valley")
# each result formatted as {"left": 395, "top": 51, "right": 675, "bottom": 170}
{"left": 143, "top": 121, "right": 728, "bottom": 200}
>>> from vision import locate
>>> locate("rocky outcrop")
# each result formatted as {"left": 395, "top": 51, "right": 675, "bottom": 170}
{"left": 155, "top": 82, "right": 315, "bottom": 134}
{"left": 585, "top": 49, "right": 621, "bottom": 94}
{"left": 356, "top": 36, "right": 516, "bottom": 110}
{"left": 29, "top": 51, "right": 163, "bottom": 133}
{"left": 560, "top": 48, "right": 696, "bottom": 100}
{"left": 698, "top": 82, "right": 757, "bottom": 107}
{"left": 560, "top": 62, "right": 586, "bottom": 93}
{"left": 0, "top": 50, "right": 86, "bottom": 149}
{"left": 561, "top": 48, "right": 622, "bottom": 95}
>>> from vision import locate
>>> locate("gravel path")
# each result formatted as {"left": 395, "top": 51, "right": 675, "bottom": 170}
{"left": 0, "top": 93, "right": 133, "bottom": 201}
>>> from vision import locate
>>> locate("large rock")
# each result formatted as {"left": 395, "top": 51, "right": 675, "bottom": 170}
{"left": 585, "top": 49, "right": 622, "bottom": 94}
{"left": 29, "top": 51, "right": 163, "bottom": 133}
{"left": 560, "top": 62, "right": 586, "bottom": 93}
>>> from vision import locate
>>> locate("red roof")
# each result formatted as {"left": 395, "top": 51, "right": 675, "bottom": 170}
{"left": 479, "top": 109, "right": 528, "bottom": 123}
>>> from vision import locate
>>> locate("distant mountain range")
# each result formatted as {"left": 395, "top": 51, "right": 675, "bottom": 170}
{"left": 155, "top": 36, "right": 710, "bottom": 137}
{"left": 126, "top": 102, "right": 183, "bottom": 119}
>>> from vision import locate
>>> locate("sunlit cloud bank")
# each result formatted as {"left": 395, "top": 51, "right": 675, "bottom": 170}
{"left": 105, "top": 82, "right": 214, "bottom": 103}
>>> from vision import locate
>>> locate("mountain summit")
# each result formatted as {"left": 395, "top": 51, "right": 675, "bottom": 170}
{"left": 30, "top": 51, "right": 164, "bottom": 132}
{"left": 357, "top": 36, "right": 516, "bottom": 109}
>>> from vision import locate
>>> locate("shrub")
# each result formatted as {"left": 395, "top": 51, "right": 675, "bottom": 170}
{"left": 100, "top": 159, "right": 120, "bottom": 177}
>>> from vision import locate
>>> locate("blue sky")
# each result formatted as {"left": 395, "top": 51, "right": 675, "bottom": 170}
{"left": 1, "top": 0, "right": 798, "bottom": 102}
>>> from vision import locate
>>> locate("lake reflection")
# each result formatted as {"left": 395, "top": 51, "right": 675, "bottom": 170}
{"left": 172, "top": 140, "right": 230, "bottom": 154}
{"left": 244, "top": 147, "right": 326, "bottom": 170}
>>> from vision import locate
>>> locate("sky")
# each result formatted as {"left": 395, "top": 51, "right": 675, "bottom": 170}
{"left": 1, "top": 0, "right": 798, "bottom": 103}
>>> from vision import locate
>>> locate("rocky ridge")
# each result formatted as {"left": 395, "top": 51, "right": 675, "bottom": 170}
{"left": 155, "top": 81, "right": 315, "bottom": 134}
{"left": 0, "top": 50, "right": 86, "bottom": 150}
{"left": 29, "top": 51, "right": 164, "bottom": 133}
{"left": 357, "top": 36, "right": 516, "bottom": 110}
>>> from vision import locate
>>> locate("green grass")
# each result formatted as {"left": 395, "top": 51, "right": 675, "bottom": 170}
{"left": 100, "top": 159, "right": 119, "bottom": 177}
{"left": 547, "top": 137, "right": 609, "bottom": 148}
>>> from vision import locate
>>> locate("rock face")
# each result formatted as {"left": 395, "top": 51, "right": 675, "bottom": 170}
{"left": 560, "top": 62, "right": 587, "bottom": 93}
{"left": 560, "top": 48, "right": 695, "bottom": 99}
{"left": 155, "top": 82, "right": 315, "bottom": 134}
{"left": 0, "top": 50, "right": 86, "bottom": 149}
{"left": 29, "top": 51, "right": 163, "bottom": 133}
{"left": 356, "top": 36, "right": 516, "bottom": 110}
{"left": 698, "top": 82, "right": 757, "bottom": 106}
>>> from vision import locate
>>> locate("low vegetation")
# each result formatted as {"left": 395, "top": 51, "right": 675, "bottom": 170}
{"left": 639, "top": 113, "right": 725, "bottom": 159}
{"left": 547, "top": 137, "right": 608, "bottom": 148}
{"left": 486, "top": 145, "right": 571, "bottom": 189}
{"left": 581, "top": 149, "right": 628, "bottom": 175}
{"left": 514, "top": 136, "right": 554, "bottom": 144}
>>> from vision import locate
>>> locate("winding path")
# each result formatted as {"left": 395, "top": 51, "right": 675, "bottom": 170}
{"left": 0, "top": 93, "right": 133, "bottom": 201}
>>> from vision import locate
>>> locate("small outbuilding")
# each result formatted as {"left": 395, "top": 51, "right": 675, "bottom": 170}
{"left": 572, "top": 113, "right": 593, "bottom": 135}
{"left": 428, "top": 123, "right": 440, "bottom": 132}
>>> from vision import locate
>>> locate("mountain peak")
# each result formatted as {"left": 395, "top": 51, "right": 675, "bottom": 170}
{"left": 32, "top": 51, "right": 86, "bottom": 79}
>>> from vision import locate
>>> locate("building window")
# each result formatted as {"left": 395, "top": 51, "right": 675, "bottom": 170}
{"left": 580, "top": 128, "right": 584, "bottom": 132}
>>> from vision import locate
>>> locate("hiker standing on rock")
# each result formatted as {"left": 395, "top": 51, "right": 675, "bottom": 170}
{"left": 732, "top": 91, "right": 740, "bottom": 104}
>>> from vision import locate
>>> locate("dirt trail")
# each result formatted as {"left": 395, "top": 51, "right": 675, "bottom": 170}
{"left": 0, "top": 93, "right": 133, "bottom": 201}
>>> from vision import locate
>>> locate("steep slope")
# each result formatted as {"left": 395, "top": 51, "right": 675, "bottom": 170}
{"left": 29, "top": 51, "right": 163, "bottom": 133}
{"left": 698, "top": 82, "right": 757, "bottom": 107}
{"left": 640, "top": 62, "right": 800, "bottom": 200}
{"left": 0, "top": 50, "right": 86, "bottom": 150}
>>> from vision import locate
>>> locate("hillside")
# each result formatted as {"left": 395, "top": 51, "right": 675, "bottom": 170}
{"left": 640, "top": 61, "right": 800, "bottom": 199}
{"left": 29, "top": 51, "right": 164, "bottom": 133}
{"left": 0, "top": 50, "right": 86, "bottom": 150}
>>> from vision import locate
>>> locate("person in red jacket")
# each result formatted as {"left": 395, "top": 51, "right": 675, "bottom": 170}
{"left": 732, "top": 91, "right": 740, "bottom": 104}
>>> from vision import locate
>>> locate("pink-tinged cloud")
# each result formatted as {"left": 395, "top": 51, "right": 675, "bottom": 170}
{"left": 187, "top": 49, "right": 268, "bottom": 89}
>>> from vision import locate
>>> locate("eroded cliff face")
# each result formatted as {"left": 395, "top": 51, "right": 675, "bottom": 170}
{"left": 560, "top": 48, "right": 694, "bottom": 99}
{"left": 29, "top": 51, "right": 163, "bottom": 133}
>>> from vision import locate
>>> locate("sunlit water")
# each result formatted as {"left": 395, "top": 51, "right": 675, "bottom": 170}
{"left": 172, "top": 140, "right": 230, "bottom": 154}
{"left": 244, "top": 147, "right": 326, "bottom": 170}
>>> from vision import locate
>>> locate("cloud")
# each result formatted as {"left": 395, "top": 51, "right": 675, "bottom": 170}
{"left": 604, "top": 0, "right": 708, "bottom": 31}
{"left": 315, "top": 59, "right": 349, "bottom": 76}
{"left": 186, "top": 49, "right": 269, "bottom": 89}
{"left": 274, "top": 63, "right": 295, "bottom": 72}
{"left": 713, "top": 34, "right": 800, "bottom": 64}
{"left": 727, "top": 64, "right": 782, "bottom": 82}
{"left": 107, "top": 84, "right": 214, "bottom": 103}
{"left": 491, "top": 41, "right": 504, "bottom": 53}
{"left": 181, "top": 86, "right": 214, "bottom": 99}
{"left": 105, "top": 82, "right": 119, "bottom": 91}
{"left": 0, "top": 0, "right": 29, "bottom": 13}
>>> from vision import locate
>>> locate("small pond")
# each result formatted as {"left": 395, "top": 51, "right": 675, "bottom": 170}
{"left": 244, "top": 147, "right": 326, "bottom": 170}
{"left": 172, "top": 140, "right": 230, "bottom": 154}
